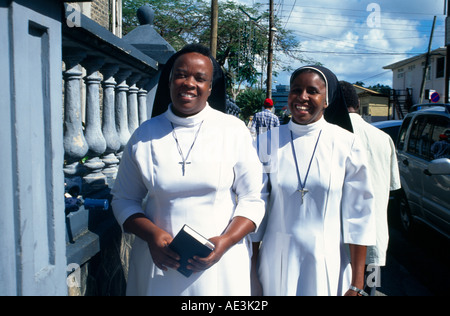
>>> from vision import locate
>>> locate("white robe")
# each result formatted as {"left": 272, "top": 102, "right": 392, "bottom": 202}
{"left": 349, "top": 114, "right": 401, "bottom": 267}
{"left": 256, "top": 118, "right": 376, "bottom": 296}
{"left": 112, "top": 104, "right": 265, "bottom": 296}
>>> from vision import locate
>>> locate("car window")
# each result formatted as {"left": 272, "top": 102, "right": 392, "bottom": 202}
{"left": 430, "top": 116, "right": 450, "bottom": 159}
{"left": 407, "top": 116, "right": 432, "bottom": 160}
{"left": 407, "top": 115, "right": 450, "bottom": 161}
{"left": 398, "top": 117, "right": 412, "bottom": 151}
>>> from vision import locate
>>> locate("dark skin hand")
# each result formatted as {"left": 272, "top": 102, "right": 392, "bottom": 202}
{"left": 344, "top": 244, "right": 368, "bottom": 296}
{"left": 123, "top": 214, "right": 256, "bottom": 273}
{"left": 187, "top": 216, "right": 256, "bottom": 273}
{"left": 123, "top": 214, "right": 180, "bottom": 271}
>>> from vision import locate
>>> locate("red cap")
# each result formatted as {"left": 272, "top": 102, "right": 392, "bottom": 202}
{"left": 264, "top": 98, "right": 274, "bottom": 107}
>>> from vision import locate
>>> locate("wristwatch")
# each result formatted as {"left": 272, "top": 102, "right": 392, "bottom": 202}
{"left": 349, "top": 285, "right": 369, "bottom": 296}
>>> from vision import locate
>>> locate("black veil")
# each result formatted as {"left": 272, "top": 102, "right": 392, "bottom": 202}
{"left": 290, "top": 65, "right": 353, "bottom": 133}
{"left": 151, "top": 44, "right": 227, "bottom": 118}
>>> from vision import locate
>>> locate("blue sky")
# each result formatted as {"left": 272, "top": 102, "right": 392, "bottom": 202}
{"left": 234, "top": 0, "right": 446, "bottom": 87}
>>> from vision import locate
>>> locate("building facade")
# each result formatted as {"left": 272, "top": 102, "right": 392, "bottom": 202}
{"left": 272, "top": 84, "right": 290, "bottom": 111}
{"left": 353, "top": 85, "right": 390, "bottom": 123}
{"left": 384, "top": 47, "right": 447, "bottom": 106}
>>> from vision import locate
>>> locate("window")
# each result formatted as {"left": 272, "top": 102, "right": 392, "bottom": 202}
{"left": 430, "top": 116, "right": 450, "bottom": 159}
{"left": 436, "top": 57, "right": 445, "bottom": 79}
{"left": 407, "top": 116, "right": 431, "bottom": 159}
{"left": 362, "top": 106, "right": 369, "bottom": 116}
{"left": 407, "top": 115, "right": 450, "bottom": 161}
{"left": 398, "top": 117, "right": 412, "bottom": 151}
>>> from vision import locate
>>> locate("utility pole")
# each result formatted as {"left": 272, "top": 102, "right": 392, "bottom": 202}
{"left": 267, "top": 0, "right": 275, "bottom": 99}
{"left": 445, "top": 0, "right": 450, "bottom": 102}
{"left": 420, "top": 16, "right": 437, "bottom": 104}
{"left": 210, "top": 0, "right": 219, "bottom": 58}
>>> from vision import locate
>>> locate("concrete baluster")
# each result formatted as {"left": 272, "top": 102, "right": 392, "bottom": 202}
{"left": 115, "top": 68, "right": 132, "bottom": 160}
{"left": 137, "top": 78, "right": 149, "bottom": 124}
{"left": 63, "top": 50, "right": 88, "bottom": 179}
{"left": 81, "top": 56, "right": 107, "bottom": 192}
{"left": 100, "top": 63, "right": 121, "bottom": 182}
{"left": 127, "top": 73, "right": 141, "bottom": 134}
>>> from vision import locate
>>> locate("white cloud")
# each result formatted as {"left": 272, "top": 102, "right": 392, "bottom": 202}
{"left": 234, "top": 0, "right": 446, "bottom": 87}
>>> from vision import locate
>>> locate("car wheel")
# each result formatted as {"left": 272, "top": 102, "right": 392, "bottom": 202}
{"left": 399, "top": 192, "right": 415, "bottom": 235}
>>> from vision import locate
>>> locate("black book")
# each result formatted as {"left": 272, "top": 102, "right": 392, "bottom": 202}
{"left": 169, "top": 225, "right": 215, "bottom": 278}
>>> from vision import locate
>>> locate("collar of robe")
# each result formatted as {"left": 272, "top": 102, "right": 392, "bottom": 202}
{"left": 165, "top": 102, "right": 212, "bottom": 127}
{"left": 288, "top": 117, "right": 326, "bottom": 137}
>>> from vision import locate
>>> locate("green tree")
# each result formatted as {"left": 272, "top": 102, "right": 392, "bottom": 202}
{"left": 236, "top": 88, "right": 266, "bottom": 122}
{"left": 123, "top": 0, "right": 210, "bottom": 49}
{"left": 353, "top": 81, "right": 391, "bottom": 95}
{"left": 367, "top": 84, "right": 391, "bottom": 95}
{"left": 122, "top": 0, "right": 309, "bottom": 98}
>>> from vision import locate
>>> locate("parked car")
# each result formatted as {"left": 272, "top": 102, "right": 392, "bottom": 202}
{"left": 409, "top": 103, "right": 450, "bottom": 113}
{"left": 371, "top": 120, "right": 403, "bottom": 144}
{"left": 396, "top": 105, "right": 450, "bottom": 238}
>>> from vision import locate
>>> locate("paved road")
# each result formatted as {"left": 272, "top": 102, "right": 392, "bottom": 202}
{"left": 377, "top": 205, "right": 450, "bottom": 296}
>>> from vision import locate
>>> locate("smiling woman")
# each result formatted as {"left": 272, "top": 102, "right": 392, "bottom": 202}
{"left": 289, "top": 66, "right": 353, "bottom": 132}
{"left": 288, "top": 69, "right": 328, "bottom": 126}
{"left": 152, "top": 44, "right": 227, "bottom": 118}
{"left": 111, "top": 44, "right": 265, "bottom": 296}
{"left": 169, "top": 52, "right": 213, "bottom": 117}
{"left": 252, "top": 65, "right": 376, "bottom": 296}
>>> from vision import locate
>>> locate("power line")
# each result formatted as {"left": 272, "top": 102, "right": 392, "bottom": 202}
{"left": 283, "top": 0, "right": 297, "bottom": 28}
{"left": 261, "top": 3, "right": 445, "bottom": 17}
{"left": 294, "top": 31, "right": 395, "bottom": 54}
{"left": 270, "top": 2, "right": 446, "bottom": 35}
{"left": 285, "top": 20, "right": 445, "bottom": 33}
{"left": 284, "top": 15, "right": 444, "bottom": 30}
{"left": 263, "top": 2, "right": 444, "bottom": 85}
{"left": 359, "top": 71, "right": 392, "bottom": 82}
{"left": 287, "top": 49, "right": 424, "bottom": 56}
{"left": 274, "top": 8, "right": 440, "bottom": 21}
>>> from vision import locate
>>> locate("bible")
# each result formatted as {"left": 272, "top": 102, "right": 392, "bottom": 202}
{"left": 169, "top": 225, "right": 215, "bottom": 277}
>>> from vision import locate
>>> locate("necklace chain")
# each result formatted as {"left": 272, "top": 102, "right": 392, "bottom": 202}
{"left": 290, "top": 130, "right": 322, "bottom": 204}
{"left": 171, "top": 121, "right": 204, "bottom": 176}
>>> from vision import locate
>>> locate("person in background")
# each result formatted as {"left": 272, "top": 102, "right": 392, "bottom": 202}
{"left": 340, "top": 81, "right": 401, "bottom": 296}
{"left": 251, "top": 98, "right": 280, "bottom": 135}
{"left": 431, "top": 130, "right": 450, "bottom": 159}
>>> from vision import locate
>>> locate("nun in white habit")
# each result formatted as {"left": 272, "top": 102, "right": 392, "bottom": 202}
{"left": 112, "top": 44, "right": 265, "bottom": 296}
{"left": 253, "top": 66, "right": 376, "bottom": 296}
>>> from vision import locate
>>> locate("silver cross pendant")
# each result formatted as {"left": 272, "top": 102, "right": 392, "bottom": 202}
{"left": 298, "top": 188, "right": 309, "bottom": 204}
{"left": 179, "top": 160, "right": 191, "bottom": 176}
